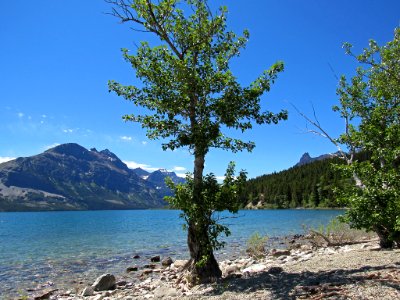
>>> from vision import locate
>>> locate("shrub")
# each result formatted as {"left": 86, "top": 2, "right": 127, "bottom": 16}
{"left": 246, "top": 232, "right": 268, "bottom": 259}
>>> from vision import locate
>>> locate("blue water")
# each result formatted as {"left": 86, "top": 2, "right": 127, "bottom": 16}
{"left": 0, "top": 209, "right": 343, "bottom": 297}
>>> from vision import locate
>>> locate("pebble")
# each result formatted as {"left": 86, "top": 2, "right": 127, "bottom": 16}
{"left": 26, "top": 239, "right": 400, "bottom": 300}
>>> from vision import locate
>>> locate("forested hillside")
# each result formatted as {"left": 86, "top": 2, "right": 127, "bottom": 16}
{"left": 242, "top": 156, "right": 348, "bottom": 209}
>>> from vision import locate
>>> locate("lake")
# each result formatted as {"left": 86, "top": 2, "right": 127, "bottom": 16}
{"left": 0, "top": 209, "right": 343, "bottom": 297}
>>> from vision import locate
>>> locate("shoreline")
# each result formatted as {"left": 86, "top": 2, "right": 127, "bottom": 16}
{"left": 24, "top": 237, "right": 400, "bottom": 300}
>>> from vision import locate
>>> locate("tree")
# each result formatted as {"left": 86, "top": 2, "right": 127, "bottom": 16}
{"left": 106, "top": 0, "right": 287, "bottom": 283}
{"left": 335, "top": 28, "right": 400, "bottom": 248}
{"left": 300, "top": 28, "right": 400, "bottom": 248}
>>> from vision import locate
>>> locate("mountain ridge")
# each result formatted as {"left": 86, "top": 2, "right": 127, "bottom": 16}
{"left": 0, "top": 143, "right": 183, "bottom": 212}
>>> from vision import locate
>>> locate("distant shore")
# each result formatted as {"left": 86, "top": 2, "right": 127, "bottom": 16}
{"left": 26, "top": 236, "right": 400, "bottom": 300}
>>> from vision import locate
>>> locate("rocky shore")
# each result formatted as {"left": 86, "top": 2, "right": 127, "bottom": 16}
{"left": 25, "top": 237, "right": 400, "bottom": 300}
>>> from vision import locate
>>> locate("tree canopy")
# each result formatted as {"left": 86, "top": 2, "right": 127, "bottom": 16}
{"left": 107, "top": 0, "right": 287, "bottom": 283}
{"left": 334, "top": 28, "right": 400, "bottom": 248}
{"left": 311, "top": 28, "right": 400, "bottom": 248}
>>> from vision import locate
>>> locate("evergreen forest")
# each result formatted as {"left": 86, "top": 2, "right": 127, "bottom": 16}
{"left": 241, "top": 154, "right": 366, "bottom": 209}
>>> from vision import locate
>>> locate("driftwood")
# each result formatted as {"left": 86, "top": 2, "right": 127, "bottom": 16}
{"left": 308, "top": 229, "right": 376, "bottom": 247}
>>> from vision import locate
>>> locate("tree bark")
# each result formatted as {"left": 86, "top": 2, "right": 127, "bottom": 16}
{"left": 375, "top": 225, "right": 394, "bottom": 249}
{"left": 186, "top": 152, "right": 222, "bottom": 284}
{"left": 187, "top": 220, "right": 222, "bottom": 284}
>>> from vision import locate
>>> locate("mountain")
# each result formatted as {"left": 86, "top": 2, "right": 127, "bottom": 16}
{"left": 0, "top": 143, "right": 183, "bottom": 212}
{"left": 132, "top": 168, "right": 150, "bottom": 178}
{"left": 295, "top": 152, "right": 337, "bottom": 167}
{"left": 147, "top": 169, "right": 185, "bottom": 195}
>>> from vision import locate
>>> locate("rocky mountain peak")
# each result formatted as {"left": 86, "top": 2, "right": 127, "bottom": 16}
{"left": 296, "top": 152, "right": 337, "bottom": 167}
{"left": 47, "top": 143, "right": 88, "bottom": 157}
{"left": 298, "top": 152, "right": 312, "bottom": 166}
{"left": 0, "top": 143, "right": 189, "bottom": 211}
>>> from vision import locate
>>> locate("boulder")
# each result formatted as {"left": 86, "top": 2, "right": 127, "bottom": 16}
{"left": 224, "top": 264, "right": 240, "bottom": 275}
{"left": 161, "top": 257, "right": 173, "bottom": 267}
{"left": 142, "top": 269, "right": 153, "bottom": 275}
{"left": 153, "top": 285, "right": 180, "bottom": 298}
{"left": 151, "top": 255, "right": 161, "bottom": 262}
{"left": 270, "top": 249, "right": 291, "bottom": 257}
{"left": 126, "top": 266, "right": 138, "bottom": 272}
{"left": 92, "top": 273, "right": 116, "bottom": 291}
{"left": 172, "top": 259, "right": 187, "bottom": 269}
{"left": 143, "top": 264, "right": 157, "bottom": 269}
{"left": 268, "top": 266, "right": 284, "bottom": 274}
{"left": 81, "top": 286, "right": 94, "bottom": 296}
{"left": 33, "top": 289, "right": 58, "bottom": 300}
{"left": 242, "top": 263, "right": 267, "bottom": 274}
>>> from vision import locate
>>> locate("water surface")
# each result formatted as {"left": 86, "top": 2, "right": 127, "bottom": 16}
{"left": 0, "top": 209, "right": 342, "bottom": 297}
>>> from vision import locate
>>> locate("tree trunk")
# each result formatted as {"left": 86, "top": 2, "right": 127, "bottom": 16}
{"left": 186, "top": 152, "right": 222, "bottom": 284}
{"left": 187, "top": 220, "right": 222, "bottom": 284}
{"left": 375, "top": 226, "right": 393, "bottom": 249}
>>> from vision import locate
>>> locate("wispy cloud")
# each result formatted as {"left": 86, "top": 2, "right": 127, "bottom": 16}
{"left": 62, "top": 129, "right": 74, "bottom": 133}
{"left": 141, "top": 141, "right": 148, "bottom": 145}
{"left": 0, "top": 156, "right": 15, "bottom": 164}
{"left": 123, "top": 160, "right": 159, "bottom": 172}
{"left": 17, "top": 112, "right": 24, "bottom": 118}
{"left": 172, "top": 166, "right": 186, "bottom": 172}
{"left": 43, "top": 143, "right": 60, "bottom": 151}
{"left": 120, "top": 136, "right": 133, "bottom": 141}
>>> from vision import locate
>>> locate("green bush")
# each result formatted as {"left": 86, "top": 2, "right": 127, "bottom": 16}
{"left": 246, "top": 232, "right": 268, "bottom": 259}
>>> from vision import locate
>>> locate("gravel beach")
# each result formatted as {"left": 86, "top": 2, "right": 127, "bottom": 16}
{"left": 28, "top": 238, "right": 400, "bottom": 300}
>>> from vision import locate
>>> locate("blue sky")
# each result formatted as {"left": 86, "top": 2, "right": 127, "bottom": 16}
{"left": 1, "top": 0, "right": 399, "bottom": 179}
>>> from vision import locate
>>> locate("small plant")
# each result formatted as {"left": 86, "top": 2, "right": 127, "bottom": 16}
{"left": 246, "top": 232, "right": 268, "bottom": 259}
{"left": 17, "top": 289, "right": 29, "bottom": 300}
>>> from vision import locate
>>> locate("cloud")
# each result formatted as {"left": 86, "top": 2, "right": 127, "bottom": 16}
{"left": 120, "top": 136, "right": 133, "bottom": 141}
{"left": 43, "top": 143, "right": 60, "bottom": 151}
{"left": 17, "top": 112, "right": 24, "bottom": 118}
{"left": 142, "top": 141, "right": 148, "bottom": 145}
{"left": 123, "top": 160, "right": 159, "bottom": 172}
{"left": 172, "top": 166, "right": 186, "bottom": 172}
{"left": 0, "top": 156, "right": 15, "bottom": 164}
{"left": 62, "top": 129, "right": 74, "bottom": 133}
{"left": 175, "top": 173, "right": 187, "bottom": 178}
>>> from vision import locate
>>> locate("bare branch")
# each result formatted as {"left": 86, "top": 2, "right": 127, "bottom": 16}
{"left": 145, "top": 0, "right": 183, "bottom": 59}
{"left": 327, "top": 62, "right": 340, "bottom": 81}
{"left": 292, "top": 102, "right": 365, "bottom": 188}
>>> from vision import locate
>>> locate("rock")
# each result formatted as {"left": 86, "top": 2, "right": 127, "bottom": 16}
{"left": 81, "top": 286, "right": 94, "bottom": 296}
{"left": 33, "top": 289, "right": 58, "bottom": 300}
{"left": 133, "top": 255, "right": 141, "bottom": 259}
{"left": 153, "top": 285, "right": 180, "bottom": 298}
{"left": 92, "top": 273, "right": 116, "bottom": 291}
{"left": 151, "top": 255, "right": 160, "bottom": 262}
{"left": 143, "top": 264, "right": 157, "bottom": 269}
{"left": 126, "top": 266, "right": 138, "bottom": 272}
{"left": 268, "top": 266, "right": 284, "bottom": 274}
{"left": 300, "top": 244, "right": 313, "bottom": 251}
{"left": 142, "top": 269, "right": 153, "bottom": 275}
{"left": 242, "top": 263, "right": 267, "bottom": 274}
{"left": 224, "top": 264, "right": 240, "bottom": 275}
{"left": 172, "top": 260, "right": 187, "bottom": 269}
{"left": 161, "top": 257, "right": 173, "bottom": 267}
{"left": 271, "top": 249, "right": 291, "bottom": 257}
{"left": 116, "top": 280, "right": 128, "bottom": 286}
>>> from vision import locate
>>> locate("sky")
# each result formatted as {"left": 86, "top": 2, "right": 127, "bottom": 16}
{"left": 1, "top": 0, "right": 399, "bottom": 179}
